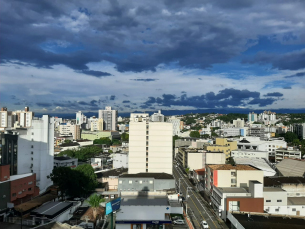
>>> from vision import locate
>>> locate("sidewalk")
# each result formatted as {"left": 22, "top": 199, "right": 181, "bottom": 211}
{"left": 183, "top": 210, "right": 194, "bottom": 229}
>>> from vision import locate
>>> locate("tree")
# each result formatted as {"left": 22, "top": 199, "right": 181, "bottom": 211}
{"left": 226, "top": 157, "right": 236, "bottom": 166}
{"left": 202, "top": 134, "right": 210, "bottom": 139}
{"left": 93, "top": 137, "right": 112, "bottom": 146}
{"left": 75, "top": 164, "right": 98, "bottom": 194}
{"left": 121, "top": 133, "right": 129, "bottom": 142}
{"left": 190, "top": 131, "right": 200, "bottom": 138}
{"left": 282, "top": 131, "right": 299, "bottom": 143}
{"left": 112, "top": 139, "right": 121, "bottom": 146}
{"left": 86, "top": 194, "right": 105, "bottom": 221}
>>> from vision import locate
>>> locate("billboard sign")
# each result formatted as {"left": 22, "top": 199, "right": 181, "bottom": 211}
{"left": 105, "top": 197, "right": 121, "bottom": 215}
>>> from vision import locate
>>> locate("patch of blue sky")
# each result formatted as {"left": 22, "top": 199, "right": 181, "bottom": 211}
{"left": 40, "top": 41, "right": 84, "bottom": 54}
{"left": 262, "top": 80, "right": 296, "bottom": 90}
{"left": 142, "top": 40, "right": 155, "bottom": 45}
{"left": 243, "top": 36, "right": 305, "bottom": 56}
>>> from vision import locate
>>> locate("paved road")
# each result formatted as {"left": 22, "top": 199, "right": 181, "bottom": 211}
{"left": 173, "top": 164, "right": 225, "bottom": 229}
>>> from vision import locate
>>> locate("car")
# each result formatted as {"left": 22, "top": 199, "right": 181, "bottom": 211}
{"left": 201, "top": 220, "right": 209, "bottom": 229}
{"left": 171, "top": 216, "right": 182, "bottom": 220}
{"left": 173, "top": 219, "right": 185, "bottom": 225}
{"left": 111, "top": 195, "right": 114, "bottom": 199}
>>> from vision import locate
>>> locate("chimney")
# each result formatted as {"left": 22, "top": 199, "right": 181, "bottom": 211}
{"left": 25, "top": 106, "right": 29, "bottom": 112}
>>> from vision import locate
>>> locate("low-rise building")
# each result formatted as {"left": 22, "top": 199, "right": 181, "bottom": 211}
{"left": 204, "top": 138, "right": 238, "bottom": 158}
{"left": 113, "top": 152, "right": 128, "bottom": 169}
{"left": 96, "top": 168, "right": 128, "bottom": 190}
{"left": 275, "top": 147, "right": 301, "bottom": 162}
{"left": 81, "top": 130, "right": 120, "bottom": 141}
{"left": 118, "top": 173, "right": 175, "bottom": 192}
{"left": 54, "top": 157, "right": 78, "bottom": 168}
{"left": 211, "top": 180, "right": 264, "bottom": 219}
{"left": 205, "top": 164, "right": 264, "bottom": 194}
{"left": 234, "top": 158, "right": 276, "bottom": 177}
{"left": 264, "top": 177, "right": 305, "bottom": 197}
{"left": 116, "top": 192, "right": 182, "bottom": 229}
{"left": 231, "top": 149, "right": 269, "bottom": 160}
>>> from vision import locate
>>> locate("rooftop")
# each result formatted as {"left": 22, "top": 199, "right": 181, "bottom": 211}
{"left": 263, "top": 187, "right": 286, "bottom": 192}
{"left": 207, "top": 164, "right": 258, "bottom": 171}
{"left": 96, "top": 168, "right": 128, "bottom": 178}
{"left": 31, "top": 201, "right": 73, "bottom": 219}
{"left": 121, "top": 196, "right": 169, "bottom": 206}
{"left": 215, "top": 187, "right": 249, "bottom": 194}
{"left": 119, "top": 173, "right": 174, "bottom": 179}
{"left": 288, "top": 197, "right": 305, "bottom": 205}
{"left": 231, "top": 212, "right": 305, "bottom": 229}
{"left": 194, "top": 168, "right": 205, "bottom": 175}
{"left": 264, "top": 176, "right": 305, "bottom": 186}
{"left": 9, "top": 173, "right": 33, "bottom": 181}
{"left": 276, "top": 159, "right": 305, "bottom": 177}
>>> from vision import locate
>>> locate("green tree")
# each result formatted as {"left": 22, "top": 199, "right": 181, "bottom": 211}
{"left": 121, "top": 133, "right": 129, "bottom": 142}
{"left": 202, "top": 134, "right": 210, "bottom": 139}
{"left": 226, "top": 157, "right": 236, "bottom": 166}
{"left": 190, "top": 131, "right": 200, "bottom": 138}
{"left": 282, "top": 131, "right": 299, "bottom": 143}
{"left": 86, "top": 194, "right": 105, "bottom": 220}
{"left": 185, "top": 167, "right": 190, "bottom": 174}
{"left": 75, "top": 164, "right": 98, "bottom": 194}
{"left": 93, "top": 137, "right": 112, "bottom": 146}
{"left": 112, "top": 139, "right": 121, "bottom": 145}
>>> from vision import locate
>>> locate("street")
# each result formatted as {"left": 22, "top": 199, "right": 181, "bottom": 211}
{"left": 173, "top": 164, "right": 227, "bottom": 229}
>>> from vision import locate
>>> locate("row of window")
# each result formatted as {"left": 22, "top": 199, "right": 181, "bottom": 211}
{"left": 12, "top": 188, "right": 32, "bottom": 196}
{"left": 119, "top": 180, "right": 154, "bottom": 184}
{"left": 266, "top": 199, "right": 282, "bottom": 202}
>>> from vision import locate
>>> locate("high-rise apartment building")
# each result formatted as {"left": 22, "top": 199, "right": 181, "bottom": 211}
{"left": 0, "top": 115, "right": 54, "bottom": 193}
{"left": 150, "top": 110, "right": 164, "bottom": 122}
{"left": 128, "top": 114, "right": 173, "bottom": 174}
{"left": 0, "top": 107, "right": 33, "bottom": 129}
{"left": 248, "top": 112, "right": 257, "bottom": 123}
{"left": 76, "top": 111, "right": 87, "bottom": 125}
{"left": 98, "top": 106, "right": 117, "bottom": 131}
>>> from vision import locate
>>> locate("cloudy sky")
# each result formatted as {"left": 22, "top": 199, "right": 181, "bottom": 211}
{"left": 1, "top": 0, "right": 305, "bottom": 114}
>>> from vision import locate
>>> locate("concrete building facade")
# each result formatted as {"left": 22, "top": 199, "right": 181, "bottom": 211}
{"left": 128, "top": 116, "right": 172, "bottom": 174}
{"left": 98, "top": 106, "right": 117, "bottom": 131}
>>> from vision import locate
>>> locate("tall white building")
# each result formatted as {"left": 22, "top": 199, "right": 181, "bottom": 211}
{"left": 98, "top": 106, "right": 117, "bottom": 131}
{"left": 59, "top": 122, "right": 80, "bottom": 140}
{"left": 248, "top": 112, "right": 257, "bottom": 123}
{"left": 167, "top": 117, "right": 181, "bottom": 136}
{"left": 1, "top": 115, "right": 54, "bottom": 193}
{"left": 0, "top": 107, "right": 33, "bottom": 129}
{"left": 233, "top": 118, "right": 244, "bottom": 128}
{"left": 76, "top": 111, "right": 87, "bottom": 125}
{"left": 258, "top": 111, "right": 277, "bottom": 125}
{"left": 150, "top": 110, "right": 164, "bottom": 122}
{"left": 128, "top": 114, "right": 173, "bottom": 174}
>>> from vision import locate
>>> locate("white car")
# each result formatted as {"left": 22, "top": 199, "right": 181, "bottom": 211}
{"left": 201, "top": 220, "right": 209, "bottom": 229}
{"left": 173, "top": 219, "right": 185, "bottom": 225}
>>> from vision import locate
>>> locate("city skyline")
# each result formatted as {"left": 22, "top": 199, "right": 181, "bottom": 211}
{"left": 1, "top": 0, "right": 305, "bottom": 114}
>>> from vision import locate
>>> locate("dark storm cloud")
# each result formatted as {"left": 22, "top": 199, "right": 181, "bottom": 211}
{"left": 78, "top": 70, "right": 112, "bottom": 77}
{"left": 264, "top": 92, "right": 283, "bottom": 97}
{"left": 110, "top": 95, "right": 116, "bottom": 100}
{"left": 284, "top": 72, "right": 305, "bottom": 78}
{"left": 244, "top": 49, "right": 305, "bottom": 70}
{"left": 283, "top": 86, "right": 292, "bottom": 89}
{"left": 36, "top": 102, "right": 52, "bottom": 107}
{"left": 143, "top": 88, "right": 278, "bottom": 108}
{"left": 130, "top": 79, "right": 158, "bottom": 82}
{"left": 122, "top": 100, "right": 130, "bottom": 103}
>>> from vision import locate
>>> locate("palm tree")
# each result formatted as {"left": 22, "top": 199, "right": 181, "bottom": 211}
{"left": 86, "top": 194, "right": 105, "bottom": 221}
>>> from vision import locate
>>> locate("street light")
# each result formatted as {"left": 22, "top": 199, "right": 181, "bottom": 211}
{"left": 185, "top": 187, "right": 192, "bottom": 215}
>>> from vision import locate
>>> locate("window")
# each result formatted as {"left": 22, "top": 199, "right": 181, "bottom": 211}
{"left": 129, "top": 180, "right": 132, "bottom": 184}
{"left": 277, "top": 200, "right": 282, "bottom": 202}
{"left": 139, "top": 180, "right": 142, "bottom": 184}
{"left": 229, "top": 201, "right": 240, "bottom": 211}
{"left": 28, "top": 181, "right": 33, "bottom": 185}
{"left": 266, "top": 200, "right": 271, "bottom": 202}
{"left": 231, "top": 172, "right": 236, "bottom": 176}
{"left": 28, "top": 188, "right": 32, "bottom": 191}
{"left": 12, "top": 193, "right": 16, "bottom": 197}
{"left": 292, "top": 208, "right": 296, "bottom": 211}
{"left": 275, "top": 208, "right": 279, "bottom": 212}
{"left": 31, "top": 151, "right": 33, "bottom": 155}
{"left": 31, "top": 145, "right": 33, "bottom": 148}
{"left": 231, "top": 179, "right": 236, "bottom": 183}
{"left": 149, "top": 180, "right": 153, "bottom": 184}
{"left": 119, "top": 180, "right": 122, "bottom": 184}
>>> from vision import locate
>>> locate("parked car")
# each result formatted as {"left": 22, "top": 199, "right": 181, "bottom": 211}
{"left": 173, "top": 219, "right": 185, "bottom": 225}
{"left": 111, "top": 195, "right": 114, "bottom": 199}
{"left": 172, "top": 216, "right": 182, "bottom": 220}
{"left": 201, "top": 220, "right": 209, "bottom": 229}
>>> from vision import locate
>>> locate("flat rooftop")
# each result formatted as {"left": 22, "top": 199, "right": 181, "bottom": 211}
{"left": 231, "top": 212, "right": 305, "bottom": 229}
{"left": 207, "top": 164, "right": 258, "bottom": 171}
{"left": 264, "top": 176, "right": 305, "bottom": 186}
{"left": 31, "top": 201, "right": 73, "bottom": 219}
{"left": 121, "top": 196, "right": 169, "bottom": 206}
{"left": 288, "top": 197, "right": 305, "bottom": 205}
{"left": 263, "top": 187, "right": 286, "bottom": 192}
{"left": 215, "top": 187, "right": 249, "bottom": 194}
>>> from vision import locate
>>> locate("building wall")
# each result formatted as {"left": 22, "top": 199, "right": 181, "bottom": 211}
{"left": 129, "top": 122, "right": 172, "bottom": 174}
{"left": 113, "top": 153, "right": 128, "bottom": 169}
{"left": 154, "top": 179, "right": 175, "bottom": 191}
{"left": 0, "top": 165, "right": 10, "bottom": 181}
{"left": 188, "top": 153, "right": 204, "bottom": 170}
{"left": 236, "top": 170, "right": 264, "bottom": 187}
{"left": 0, "top": 181, "right": 10, "bottom": 210}
{"left": 263, "top": 191, "right": 288, "bottom": 208}
{"left": 226, "top": 197, "right": 264, "bottom": 213}
{"left": 102, "top": 177, "right": 118, "bottom": 190}
{"left": 117, "top": 205, "right": 170, "bottom": 220}
{"left": 98, "top": 107, "right": 117, "bottom": 131}
{"left": 10, "top": 174, "right": 37, "bottom": 204}
{"left": 81, "top": 131, "right": 115, "bottom": 140}
{"left": 231, "top": 150, "right": 269, "bottom": 160}
{"left": 118, "top": 178, "right": 174, "bottom": 191}
{"left": 205, "top": 153, "right": 226, "bottom": 166}
{"left": 17, "top": 115, "right": 54, "bottom": 193}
